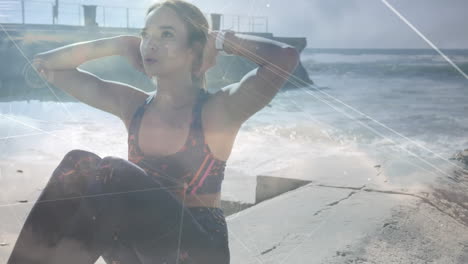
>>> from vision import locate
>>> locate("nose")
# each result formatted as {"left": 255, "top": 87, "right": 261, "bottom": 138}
{"left": 142, "top": 38, "right": 159, "bottom": 53}
{"left": 146, "top": 44, "right": 157, "bottom": 54}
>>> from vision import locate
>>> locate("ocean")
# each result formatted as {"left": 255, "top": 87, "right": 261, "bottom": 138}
{"left": 1, "top": 48, "right": 467, "bottom": 202}
{"left": 234, "top": 48, "right": 468, "bottom": 189}
{"left": 239, "top": 48, "right": 468, "bottom": 189}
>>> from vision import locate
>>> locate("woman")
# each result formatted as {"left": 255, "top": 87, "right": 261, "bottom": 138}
{"left": 8, "top": 0, "right": 299, "bottom": 263}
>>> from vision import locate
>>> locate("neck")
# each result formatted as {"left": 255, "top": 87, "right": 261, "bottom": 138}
{"left": 152, "top": 74, "right": 200, "bottom": 110}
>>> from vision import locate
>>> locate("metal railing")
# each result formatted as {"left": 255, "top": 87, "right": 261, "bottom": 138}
{"left": 0, "top": 0, "right": 269, "bottom": 32}
{"left": 221, "top": 13, "right": 268, "bottom": 33}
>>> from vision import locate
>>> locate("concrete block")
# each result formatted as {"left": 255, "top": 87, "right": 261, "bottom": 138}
{"left": 255, "top": 175, "right": 312, "bottom": 203}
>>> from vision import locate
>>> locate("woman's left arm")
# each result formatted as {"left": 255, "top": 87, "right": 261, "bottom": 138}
{"left": 208, "top": 31, "right": 300, "bottom": 125}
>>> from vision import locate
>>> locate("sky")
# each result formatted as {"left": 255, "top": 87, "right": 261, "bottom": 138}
{"left": 2, "top": 0, "right": 468, "bottom": 49}
{"left": 187, "top": 0, "right": 468, "bottom": 49}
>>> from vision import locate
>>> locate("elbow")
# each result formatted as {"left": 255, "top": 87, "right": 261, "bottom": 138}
{"left": 271, "top": 47, "right": 299, "bottom": 73}
{"left": 261, "top": 46, "right": 300, "bottom": 78}
{"left": 32, "top": 53, "right": 51, "bottom": 69}
{"left": 282, "top": 47, "right": 300, "bottom": 71}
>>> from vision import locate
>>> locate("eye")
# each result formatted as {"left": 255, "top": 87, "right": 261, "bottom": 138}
{"left": 162, "top": 31, "right": 174, "bottom": 38}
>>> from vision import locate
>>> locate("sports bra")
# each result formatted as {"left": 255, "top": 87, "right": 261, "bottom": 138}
{"left": 127, "top": 89, "right": 226, "bottom": 196}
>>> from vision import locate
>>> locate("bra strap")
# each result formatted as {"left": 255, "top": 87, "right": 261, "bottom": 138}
{"left": 190, "top": 89, "right": 209, "bottom": 129}
{"left": 129, "top": 92, "right": 155, "bottom": 138}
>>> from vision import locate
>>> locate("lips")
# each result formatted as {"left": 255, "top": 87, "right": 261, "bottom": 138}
{"left": 144, "top": 58, "right": 158, "bottom": 64}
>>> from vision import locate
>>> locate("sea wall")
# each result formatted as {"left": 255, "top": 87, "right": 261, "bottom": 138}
{"left": 0, "top": 24, "right": 313, "bottom": 101}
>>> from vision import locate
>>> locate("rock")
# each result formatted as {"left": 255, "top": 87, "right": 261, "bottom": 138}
{"left": 452, "top": 149, "right": 468, "bottom": 166}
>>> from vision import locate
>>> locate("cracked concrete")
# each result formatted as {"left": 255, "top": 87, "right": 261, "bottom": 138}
{"left": 315, "top": 183, "right": 468, "bottom": 227}
{"left": 312, "top": 187, "right": 362, "bottom": 217}
{"left": 227, "top": 174, "right": 468, "bottom": 264}
{"left": 227, "top": 183, "right": 407, "bottom": 263}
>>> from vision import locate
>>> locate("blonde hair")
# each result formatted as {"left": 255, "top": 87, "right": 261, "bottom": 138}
{"left": 146, "top": 0, "right": 209, "bottom": 91}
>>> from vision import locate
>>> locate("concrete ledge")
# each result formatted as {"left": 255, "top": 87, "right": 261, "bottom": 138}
{"left": 255, "top": 175, "right": 312, "bottom": 203}
{"left": 219, "top": 175, "right": 312, "bottom": 216}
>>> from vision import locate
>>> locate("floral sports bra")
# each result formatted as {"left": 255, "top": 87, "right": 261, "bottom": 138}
{"left": 127, "top": 89, "right": 226, "bottom": 196}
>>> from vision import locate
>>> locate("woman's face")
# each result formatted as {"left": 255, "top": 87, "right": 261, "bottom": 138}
{"left": 140, "top": 6, "right": 195, "bottom": 78}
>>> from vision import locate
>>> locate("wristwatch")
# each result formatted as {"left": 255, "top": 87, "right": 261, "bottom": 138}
{"left": 215, "top": 30, "right": 235, "bottom": 56}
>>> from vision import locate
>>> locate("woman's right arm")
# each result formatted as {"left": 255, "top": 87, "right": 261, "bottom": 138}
{"left": 32, "top": 35, "right": 147, "bottom": 125}
{"left": 35, "top": 36, "right": 124, "bottom": 70}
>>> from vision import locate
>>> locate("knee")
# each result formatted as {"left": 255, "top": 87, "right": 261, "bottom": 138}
{"left": 63, "top": 149, "right": 101, "bottom": 165}
{"left": 97, "top": 156, "right": 151, "bottom": 188}
{"left": 57, "top": 149, "right": 102, "bottom": 177}
{"left": 98, "top": 156, "right": 127, "bottom": 170}
{"left": 98, "top": 156, "right": 144, "bottom": 178}
{"left": 48, "top": 150, "right": 102, "bottom": 195}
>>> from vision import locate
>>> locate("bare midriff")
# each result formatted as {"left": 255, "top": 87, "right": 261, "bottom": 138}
{"left": 173, "top": 191, "right": 222, "bottom": 208}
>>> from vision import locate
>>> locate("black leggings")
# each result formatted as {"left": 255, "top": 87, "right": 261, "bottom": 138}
{"left": 7, "top": 149, "right": 230, "bottom": 264}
